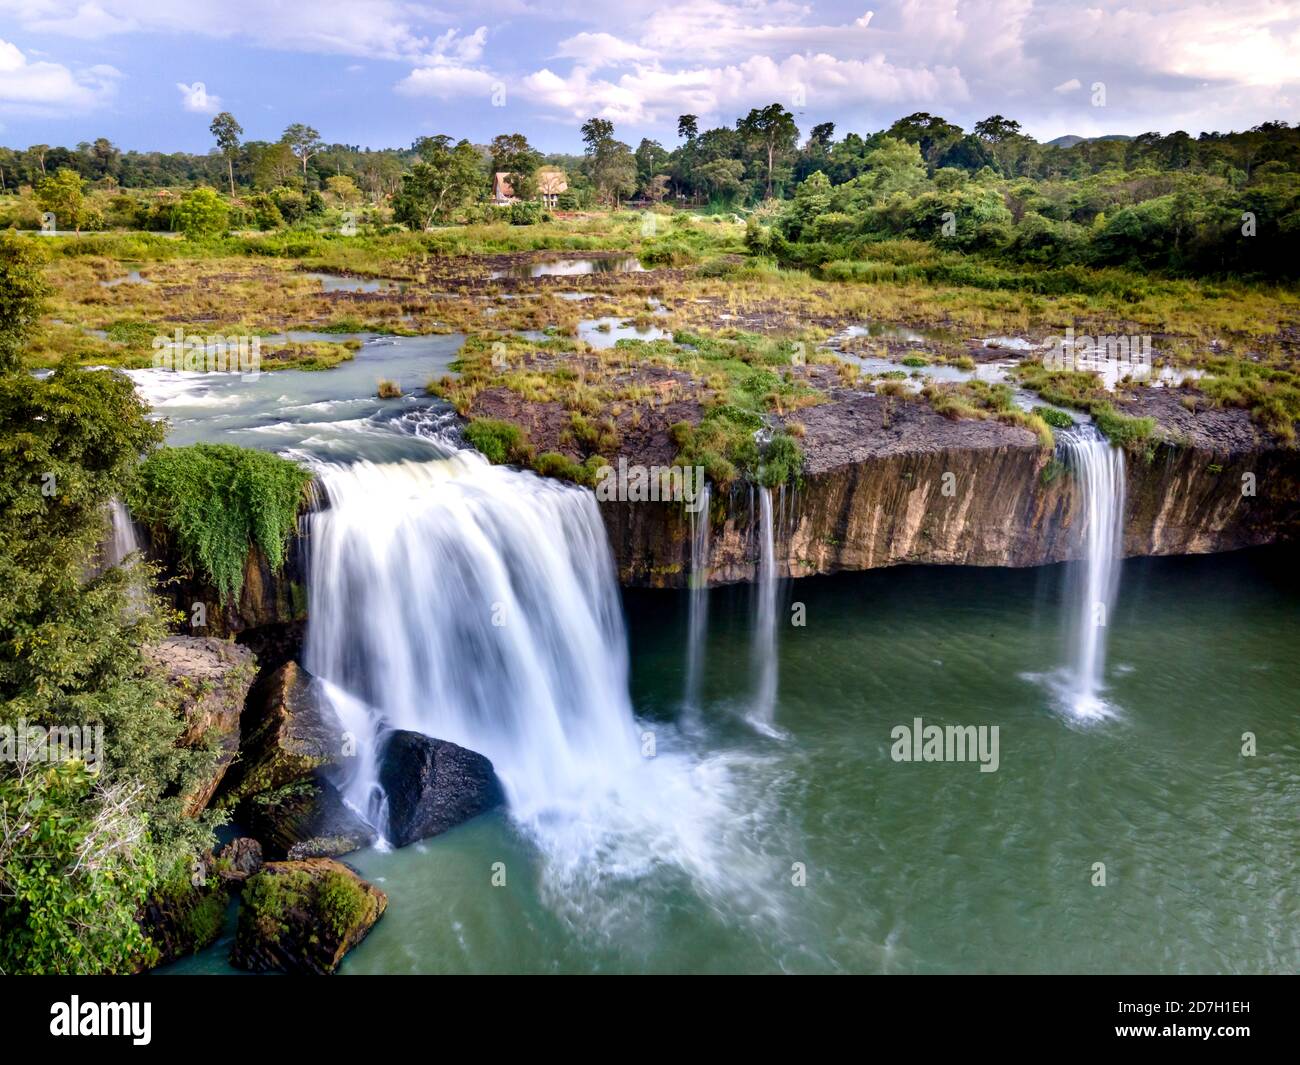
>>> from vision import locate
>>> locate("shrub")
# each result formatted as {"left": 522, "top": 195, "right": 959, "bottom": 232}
{"left": 1034, "top": 405, "right": 1075, "bottom": 429}
{"left": 130, "top": 444, "right": 311, "bottom": 604}
{"left": 463, "top": 417, "right": 531, "bottom": 465}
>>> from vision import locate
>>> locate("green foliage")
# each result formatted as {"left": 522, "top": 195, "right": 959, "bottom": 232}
{"left": 0, "top": 367, "right": 215, "bottom": 974}
{"left": 35, "top": 168, "right": 86, "bottom": 232}
{"left": 509, "top": 200, "right": 542, "bottom": 226}
{"left": 130, "top": 444, "right": 311, "bottom": 604}
{"left": 0, "top": 232, "right": 50, "bottom": 372}
{"left": 0, "top": 761, "right": 155, "bottom": 974}
{"left": 1035, "top": 406, "right": 1075, "bottom": 429}
{"left": 759, "top": 432, "right": 803, "bottom": 486}
{"left": 1092, "top": 403, "right": 1158, "bottom": 449}
{"left": 171, "top": 186, "right": 229, "bottom": 240}
{"left": 463, "top": 417, "right": 531, "bottom": 465}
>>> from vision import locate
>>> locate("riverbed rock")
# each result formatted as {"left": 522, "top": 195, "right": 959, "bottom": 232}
{"left": 231, "top": 858, "right": 386, "bottom": 975}
{"left": 377, "top": 729, "right": 505, "bottom": 848}
{"left": 145, "top": 636, "right": 258, "bottom": 817}
{"left": 239, "top": 777, "right": 376, "bottom": 859}
{"left": 214, "top": 837, "right": 264, "bottom": 885}
{"left": 137, "top": 856, "right": 231, "bottom": 969}
{"left": 221, "top": 660, "right": 345, "bottom": 804}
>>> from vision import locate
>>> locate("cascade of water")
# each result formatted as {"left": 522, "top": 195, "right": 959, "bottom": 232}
{"left": 1058, "top": 425, "right": 1126, "bottom": 718}
{"left": 750, "top": 486, "right": 779, "bottom": 729}
{"left": 303, "top": 453, "right": 643, "bottom": 834}
{"left": 684, "top": 482, "right": 712, "bottom": 710}
{"left": 106, "top": 497, "right": 143, "bottom": 567}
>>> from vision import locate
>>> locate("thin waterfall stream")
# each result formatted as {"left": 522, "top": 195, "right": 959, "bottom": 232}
{"left": 1057, "top": 425, "right": 1127, "bottom": 719}
{"left": 684, "top": 482, "right": 711, "bottom": 710}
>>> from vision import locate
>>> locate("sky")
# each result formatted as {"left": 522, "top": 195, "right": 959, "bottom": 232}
{"left": 0, "top": 0, "right": 1297, "bottom": 154}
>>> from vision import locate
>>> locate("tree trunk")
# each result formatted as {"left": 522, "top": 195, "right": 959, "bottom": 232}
{"left": 227, "top": 157, "right": 235, "bottom": 197}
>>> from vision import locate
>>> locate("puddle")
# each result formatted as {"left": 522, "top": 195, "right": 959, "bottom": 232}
{"left": 492, "top": 256, "right": 645, "bottom": 279}
{"left": 304, "top": 272, "right": 407, "bottom": 294}
{"left": 578, "top": 317, "right": 670, "bottom": 349}
{"left": 100, "top": 267, "right": 150, "bottom": 288}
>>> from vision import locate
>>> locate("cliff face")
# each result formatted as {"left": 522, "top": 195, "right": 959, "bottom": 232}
{"left": 135, "top": 392, "right": 1300, "bottom": 619}
{"left": 602, "top": 393, "right": 1300, "bottom": 588}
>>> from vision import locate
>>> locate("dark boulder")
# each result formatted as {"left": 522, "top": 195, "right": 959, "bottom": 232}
{"left": 377, "top": 729, "right": 505, "bottom": 848}
{"left": 221, "top": 660, "right": 345, "bottom": 805}
{"left": 214, "top": 837, "right": 264, "bottom": 885}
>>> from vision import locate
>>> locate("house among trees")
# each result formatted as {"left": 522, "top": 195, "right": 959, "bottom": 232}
{"left": 536, "top": 167, "right": 568, "bottom": 208}
{"left": 492, "top": 166, "right": 568, "bottom": 207}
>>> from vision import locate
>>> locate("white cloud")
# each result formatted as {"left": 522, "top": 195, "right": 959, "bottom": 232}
{"left": 396, "top": 65, "right": 497, "bottom": 99}
{"left": 557, "top": 32, "right": 655, "bottom": 69}
{"left": 0, "top": 37, "right": 119, "bottom": 116}
{"left": 1054, "top": 78, "right": 1082, "bottom": 94}
{"left": 176, "top": 80, "right": 220, "bottom": 113}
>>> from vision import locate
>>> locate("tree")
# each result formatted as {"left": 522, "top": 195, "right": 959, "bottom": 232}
{"left": 0, "top": 233, "right": 50, "bottom": 372}
{"left": 737, "top": 103, "right": 799, "bottom": 198}
{"left": 635, "top": 138, "right": 670, "bottom": 193}
{"left": 26, "top": 144, "right": 49, "bottom": 177}
{"left": 171, "top": 186, "right": 229, "bottom": 240}
{"left": 282, "top": 124, "right": 323, "bottom": 178}
{"left": 695, "top": 158, "right": 746, "bottom": 202}
{"left": 325, "top": 174, "right": 362, "bottom": 205}
{"left": 974, "top": 115, "right": 1022, "bottom": 143}
{"left": 393, "top": 137, "right": 483, "bottom": 228}
{"left": 886, "top": 112, "right": 965, "bottom": 167}
{"left": 35, "top": 168, "right": 86, "bottom": 233}
{"left": 209, "top": 112, "right": 243, "bottom": 196}
{"left": 677, "top": 114, "right": 699, "bottom": 142}
{"left": 250, "top": 141, "right": 299, "bottom": 189}
{"left": 581, "top": 118, "right": 637, "bottom": 206}
{"left": 489, "top": 133, "right": 541, "bottom": 201}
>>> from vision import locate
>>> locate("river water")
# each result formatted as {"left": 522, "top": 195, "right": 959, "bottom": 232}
{"left": 140, "top": 350, "right": 1300, "bottom": 975}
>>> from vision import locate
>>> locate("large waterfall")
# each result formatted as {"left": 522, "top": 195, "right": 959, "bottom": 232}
{"left": 750, "top": 486, "right": 779, "bottom": 732}
{"left": 1057, "top": 426, "right": 1126, "bottom": 718}
{"left": 304, "top": 454, "right": 642, "bottom": 832}
{"left": 301, "top": 452, "right": 770, "bottom": 917}
{"left": 683, "top": 482, "right": 711, "bottom": 710}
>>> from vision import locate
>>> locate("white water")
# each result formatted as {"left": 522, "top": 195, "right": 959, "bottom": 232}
{"left": 750, "top": 487, "right": 779, "bottom": 731}
{"left": 684, "top": 483, "right": 711, "bottom": 710}
{"left": 106, "top": 497, "right": 144, "bottom": 567}
{"left": 1058, "top": 427, "right": 1126, "bottom": 719}
{"left": 303, "top": 452, "right": 781, "bottom": 926}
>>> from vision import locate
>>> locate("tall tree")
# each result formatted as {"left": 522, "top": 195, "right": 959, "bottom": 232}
{"left": 394, "top": 136, "right": 483, "bottom": 228}
{"left": 281, "top": 123, "right": 323, "bottom": 178}
{"left": 489, "top": 132, "right": 542, "bottom": 201}
{"left": 209, "top": 112, "right": 243, "bottom": 196}
{"left": 737, "top": 103, "right": 799, "bottom": 198}
{"left": 26, "top": 145, "right": 49, "bottom": 178}
{"left": 581, "top": 118, "right": 636, "bottom": 206}
{"left": 677, "top": 114, "right": 699, "bottom": 142}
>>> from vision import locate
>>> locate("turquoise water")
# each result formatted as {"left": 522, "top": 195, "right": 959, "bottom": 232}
{"left": 168, "top": 548, "right": 1300, "bottom": 975}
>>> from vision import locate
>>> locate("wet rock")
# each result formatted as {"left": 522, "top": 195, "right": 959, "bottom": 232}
{"left": 214, "top": 837, "right": 263, "bottom": 884}
{"left": 221, "top": 661, "right": 345, "bottom": 804}
{"left": 239, "top": 777, "right": 376, "bottom": 860}
{"left": 377, "top": 729, "right": 505, "bottom": 848}
{"left": 231, "top": 858, "right": 386, "bottom": 975}
{"left": 145, "top": 636, "right": 258, "bottom": 817}
{"left": 137, "top": 856, "right": 230, "bottom": 969}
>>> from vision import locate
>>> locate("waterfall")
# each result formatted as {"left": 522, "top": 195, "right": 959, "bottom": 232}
{"left": 106, "top": 497, "right": 143, "bottom": 567}
{"left": 303, "top": 454, "right": 643, "bottom": 834}
{"left": 684, "top": 483, "right": 712, "bottom": 710}
{"left": 750, "top": 486, "right": 779, "bottom": 731}
{"left": 1058, "top": 426, "right": 1126, "bottom": 718}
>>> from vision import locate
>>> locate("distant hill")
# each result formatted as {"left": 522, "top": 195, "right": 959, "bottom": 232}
{"left": 1046, "top": 134, "right": 1136, "bottom": 148}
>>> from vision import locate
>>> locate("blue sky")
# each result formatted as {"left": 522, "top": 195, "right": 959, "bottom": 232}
{"left": 1, "top": 1, "right": 1297, "bottom": 153}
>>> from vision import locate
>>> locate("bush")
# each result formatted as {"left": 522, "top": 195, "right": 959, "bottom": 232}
{"left": 1034, "top": 405, "right": 1075, "bottom": 429}
{"left": 129, "top": 444, "right": 311, "bottom": 604}
{"left": 463, "top": 417, "right": 531, "bottom": 465}
{"left": 509, "top": 201, "right": 542, "bottom": 226}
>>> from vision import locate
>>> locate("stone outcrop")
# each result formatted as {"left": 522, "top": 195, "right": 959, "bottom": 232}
{"left": 377, "top": 729, "right": 505, "bottom": 848}
{"left": 137, "top": 855, "right": 230, "bottom": 969}
{"left": 214, "top": 837, "right": 264, "bottom": 885}
{"left": 602, "top": 393, "right": 1300, "bottom": 587}
{"left": 231, "top": 858, "right": 386, "bottom": 974}
{"left": 145, "top": 636, "right": 257, "bottom": 816}
{"left": 239, "top": 777, "right": 376, "bottom": 860}
{"left": 220, "top": 660, "right": 346, "bottom": 805}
